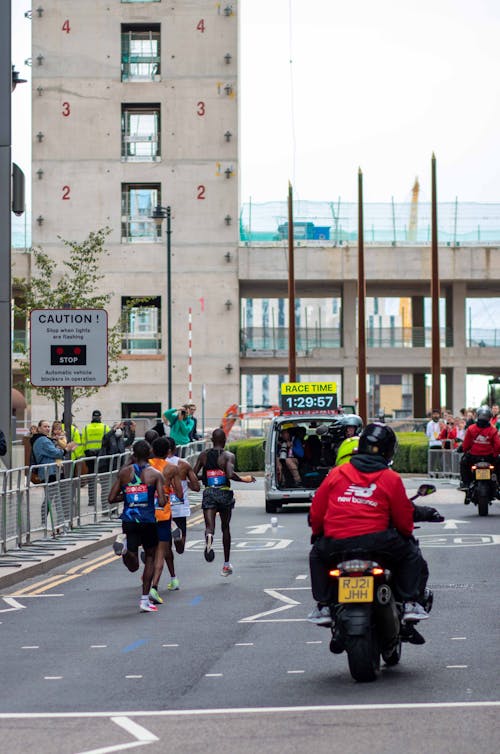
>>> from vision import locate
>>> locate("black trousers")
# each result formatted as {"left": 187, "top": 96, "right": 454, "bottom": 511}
{"left": 309, "top": 529, "right": 429, "bottom": 605}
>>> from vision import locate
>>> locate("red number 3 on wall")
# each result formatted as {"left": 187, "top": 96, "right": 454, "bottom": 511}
{"left": 62, "top": 102, "right": 71, "bottom": 117}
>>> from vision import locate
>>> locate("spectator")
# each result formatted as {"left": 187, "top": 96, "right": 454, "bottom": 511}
{"left": 81, "top": 410, "right": 110, "bottom": 506}
{"left": 490, "top": 404, "right": 500, "bottom": 431}
{"left": 0, "top": 428, "right": 6, "bottom": 457}
{"left": 187, "top": 403, "right": 201, "bottom": 441}
{"left": 163, "top": 404, "right": 194, "bottom": 447}
{"left": 30, "top": 419, "right": 76, "bottom": 526}
{"left": 426, "top": 409, "right": 442, "bottom": 475}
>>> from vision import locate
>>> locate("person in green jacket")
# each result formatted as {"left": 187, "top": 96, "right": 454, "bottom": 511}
{"left": 163, "top": 404, "right": 195, "bottom": 447}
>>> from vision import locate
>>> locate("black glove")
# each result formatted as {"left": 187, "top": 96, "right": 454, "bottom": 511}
{"left": 413, "top": 504, "right": 444, "bottom": 523}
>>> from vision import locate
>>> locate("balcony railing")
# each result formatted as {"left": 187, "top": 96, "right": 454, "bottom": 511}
{"left": 240, "top": 326, "right": 458, "bottom": 354}
{"left": 122, "top": 332, "right": 162, "bottom": 354}
{"left": 12, "top": 329, "right": 27, "bottom": 355}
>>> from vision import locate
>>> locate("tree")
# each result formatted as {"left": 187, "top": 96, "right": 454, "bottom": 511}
{"left": 14, "top": 227, "right": 129, "bottom": 414}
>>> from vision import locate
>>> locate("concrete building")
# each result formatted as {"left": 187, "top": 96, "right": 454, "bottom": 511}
{"left": 12, "top": 1, "right": 500, "bottom": 428}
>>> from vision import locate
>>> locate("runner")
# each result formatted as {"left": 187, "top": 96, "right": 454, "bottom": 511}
{"left": 164, "top": 436, "right": 201, "bottom": 587}
{"left": 193, "top": 428, "right": 256, "bottom": 576}
{"left": 148, "top": 437, "right": 184, "bottom": 604}
{"left": 108, "top": 440, "right": 165, "bottom": 613}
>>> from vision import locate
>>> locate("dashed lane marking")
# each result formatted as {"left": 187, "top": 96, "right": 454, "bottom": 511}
{"left": 451, "top": 637, "right": 467, "bottom": 641}
{"left": 162, "top": 644, "right": 179, "bottom": 648}
{"left": 205, "top": 674, "right": 223, "bottom": 678}
{"left": 447, "top": 665, "right": 468, "bottom": 669}
{"left": 287, "top": 670, "right": 305, "bottom": 674}
{"left": 125, "top": 675, "right": 143, "bottom": 679}
{"left": 22, "top": 645, "right": 39, "bottom": 649}
{"left": 235, "top": 643, "right": 254, "bottom": 646}
{"left": 44, "top": 676, "right": 62, "bottom": 680}
{"left": 306, "top": 641, "right": 323, "bottom": 645}
{"left": 91, "top": 645, "right": 107, "bottom": 649}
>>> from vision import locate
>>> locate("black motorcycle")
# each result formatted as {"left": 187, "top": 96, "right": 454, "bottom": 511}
{"left": 324, "top": 484, "right": 442, "bottom": 682}
{"left": 466, "top": 457, "right": 498, "bottom": 517}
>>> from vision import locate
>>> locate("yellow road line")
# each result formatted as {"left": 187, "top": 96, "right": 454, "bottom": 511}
{"left": 66, "top": 551, "right": 116, "bottom": 575}
{"left": 28, "top": 574, "right": 81, "bottom": 596}
{"left": 80, "top": 554, "right": 117, "bottom": 574}
{"left": 13, "top": 573, "right": 70, "bottom": 596}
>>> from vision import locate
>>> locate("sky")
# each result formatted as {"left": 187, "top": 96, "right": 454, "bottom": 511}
{"left": 10, "top": 1, "right": 500, "bottom": 406}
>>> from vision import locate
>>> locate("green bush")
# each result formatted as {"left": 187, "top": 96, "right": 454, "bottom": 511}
{"left": 227, "top": 438, "right": 265, "bottom": 472}
{"left": 409, "top": 443, "right": 428, "bottom": 474}
{"left": 392, "top": 442, "right": 411, "bottom": 473}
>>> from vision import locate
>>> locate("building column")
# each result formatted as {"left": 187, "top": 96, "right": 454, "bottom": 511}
{"left": 341, "top": 281, "right": 357, "bottom": 408}
{"left": 451, "top": 281, "right": 467, "bottom": 412}
{"left": 411, "top": 296, "right": 424, "bottom": 346}
{"left": 413, "top": 373, "right": 426, "bottom": 418}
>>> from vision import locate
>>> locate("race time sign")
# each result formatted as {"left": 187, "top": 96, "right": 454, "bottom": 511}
{"left": 30, "top": 309, "right": 108, "bottom": 387}
{"left": 280, "top": 381, "right": 337, "bottom": 411}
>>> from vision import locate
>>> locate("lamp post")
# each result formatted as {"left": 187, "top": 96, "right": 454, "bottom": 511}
{"left": 151, "top": 204, "right": 173, "bottom": 407}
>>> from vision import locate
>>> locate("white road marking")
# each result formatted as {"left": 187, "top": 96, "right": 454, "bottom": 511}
{"left": 295, "top": 574, "right": 308, "bottom": 580}
{"left": 446, "top": 665, "right": 468, "bottom": 669}
{"left": 239, "top": 588, "right": 301, "bottom": 623}
{"left": 1, "top": 702, "right": 499, "bottom": 718}
{"left": 0, "top": 597, "right": 26, "bottom": 613}
{"left": 306, "top": 641, "right": 322, "bottom": 645}
{"left": 287, "top": 670, "right": 305, "bottom": 674}
{"left": 91, "top": 645, "right": 107, "bottom": 649}
{"left": 8, "top": 594, "right": 64, "bottom": 598}
{"left": 205, "top": 674, "right": 223, "bottom": 677}
{"left": 125, "top": 675, "right": 143, "bottom": 679}
{"left": 420, "top": 534, "right": 500, "bottom": 548}
{"left": 186, "top": 538, "right": 293, "bottom": 552}
{"left": 442, "top": 519, "right": 470, "bottom": 530}
{"left": 450, "top": 637, "right": 467, "bottom": 641}
{"left": 162, "top": 644, "right": 179, "bottom": 648}
{"left": 75, "top": 715, "right": 159, "bottom": 754}
{"left": 44, "top": 676, "right": 62, "bottom": 680}
{"left": 235, "top": 643, "right": 254, "bottom": 646}
{"left": 22, "top": 646, "right": 39, "bottom": 649}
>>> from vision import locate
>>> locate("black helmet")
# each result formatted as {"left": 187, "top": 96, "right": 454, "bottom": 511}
{"left": 328, "top": 417, "right": 347, "bottom": 442}
{"left": 358, "top": 422, "right": 397, "bottom": 461}
{"left": 343, "top": 414, "right": 364, "bottom": 437}
{"left": 476, "top": 405, "right": 492, "bottom": 427}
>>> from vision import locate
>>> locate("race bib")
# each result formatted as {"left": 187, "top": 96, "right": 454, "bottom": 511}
{"left": 124, "top": 483, "right": 148, "bottom": 507}
{"left": 207, "top": 469, "right": 227, "bottom": 487}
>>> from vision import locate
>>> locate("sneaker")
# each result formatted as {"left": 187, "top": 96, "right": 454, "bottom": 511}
{"left": 204, "top": 533, "right": 215, "bottom": 563}
{"left": 167, "top": 577, "right": 180, "bottom": 591}
{"left": 140, "top": 600, "right": 158, "bottom": 613}
{"left": 149, "top": 587, "right": 163, "bottom": 605}
{"left": 113, "top": 533, "right": 127, "bottom": 556}
{"left": 403, "top": 601, "right": 430, "bottom": 622}
{"left": 221, "top": 563, "right": 233, "bottom": 577}
{"left": 307, "top": 605, "right": 332, "bottom": 626}
{"left": 172, "top": 526, "right": 182, "bottom": 542}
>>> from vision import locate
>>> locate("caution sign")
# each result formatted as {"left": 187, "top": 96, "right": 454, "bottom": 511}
{"left": 280, "top": 381, "right": 337, "bottom": 411}
{"left": 30, "top": 309, "right": 108, "bottom": 387}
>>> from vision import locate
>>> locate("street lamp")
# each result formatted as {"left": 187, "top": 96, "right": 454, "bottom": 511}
{"left": 150, "top": 204, "right": 173, "bottom": 407}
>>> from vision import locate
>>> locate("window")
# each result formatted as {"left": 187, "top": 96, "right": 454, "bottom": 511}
{"left": 121, "top": 183, "right": 161, "bottom": 242}
{"left": 121, "top": 24, "right": 161, "bottom": 82}
{"left": 122, "top": 296, "right": 161, "bottom": 353}
{"left": 122, "top": 104, "right": 161, "bottom": 161}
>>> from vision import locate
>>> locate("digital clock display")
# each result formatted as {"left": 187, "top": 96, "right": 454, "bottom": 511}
{"left": 280, "top": 381, "right": 337, "bottom": 412}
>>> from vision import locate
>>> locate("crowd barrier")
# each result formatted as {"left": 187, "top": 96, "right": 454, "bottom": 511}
{"left": 427, "top": 448, "right": 462, "bottom": 479}
{"left": 0, "top": 440, "right": 209, "bottom": 554}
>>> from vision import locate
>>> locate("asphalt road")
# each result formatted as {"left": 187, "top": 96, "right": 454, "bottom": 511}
{"left": 1, "top": 479, "right": 499, "bottom": 753}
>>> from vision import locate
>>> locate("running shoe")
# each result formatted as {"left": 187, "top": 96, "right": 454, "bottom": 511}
{"left": 221, "top": 563, "right": 233, "bottom": 577}
{"left": 113, "top": 533, "right": 127, "bottom": 556}
{"left": 204, "top": 533, "right": 215, "bottom": 562}
{"left": 149, "top": 587, "right": 163, "bottom": 605}
{"left": 140, "top": 600, "right": 158, "bottom": 613}
{"left": 172, "top": 526, "right": 182, "bottom": 542}
{"left": 167, "top": 578, "right": 180, "bottom": 591}
{"left": 403, "top": 601, "right": 430, "bottom": 621}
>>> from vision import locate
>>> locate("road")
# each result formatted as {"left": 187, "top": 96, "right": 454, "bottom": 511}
{"left": 0, "top": 479, "right": 499, "bottom": 753}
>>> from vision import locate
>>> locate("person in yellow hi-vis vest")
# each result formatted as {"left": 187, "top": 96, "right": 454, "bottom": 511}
{"left": 335, "top": 415, "right": 364, "bottom": 466}
{"left": 81, "top": 410, "right": 110, "bottom": 506}
{"left": 61, "top": 418, "right": 86, "bottom": 468}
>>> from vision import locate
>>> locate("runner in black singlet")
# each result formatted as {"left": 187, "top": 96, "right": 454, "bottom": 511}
{"left": 193, "top": 428, "right": 256, "bottom": 576}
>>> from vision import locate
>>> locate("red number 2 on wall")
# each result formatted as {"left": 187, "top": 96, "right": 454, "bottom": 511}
{"left": 197, "top": 185, "right": 206, "bottom": 200}
{"left": 62, "top": 186, "right": 71, "bottom": 200}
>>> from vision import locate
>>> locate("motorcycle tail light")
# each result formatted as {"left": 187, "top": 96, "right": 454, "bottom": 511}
{"left": 329, "top": 568, "right": 341, "bottom": 577}
{"left": 371, "top": 566, "right": 384, "bottom": 576}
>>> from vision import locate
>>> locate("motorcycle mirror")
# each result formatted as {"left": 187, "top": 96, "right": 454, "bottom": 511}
{"left": 417, "top": 483, "right": 436, "bottom": 497}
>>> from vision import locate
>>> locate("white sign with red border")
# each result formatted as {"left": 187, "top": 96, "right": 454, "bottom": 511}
{"left": 30, "top": 309, "right": 108, "bottom": 387}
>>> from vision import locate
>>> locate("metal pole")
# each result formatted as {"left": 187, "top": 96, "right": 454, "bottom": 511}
{"left": 201, "top": 383, "right": 206, "bottom": 437}
{"left": 166, "top": 206, "right": 172, "bottom": 407}
{"left": 357, "top": 169, "right": 367, "bottom": 424}
{"left": 287, "top": 182, "right": 296, "bottom": 381}
{"left": 431, "top": 154, "right": 441, "bottom": 411}
{"left": 0, "top": 1, "right": 12, "bottom": 466}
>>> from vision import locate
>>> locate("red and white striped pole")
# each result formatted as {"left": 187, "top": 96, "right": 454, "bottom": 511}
{"left": 188, "top": 307, "right": 193, "bottom": 401}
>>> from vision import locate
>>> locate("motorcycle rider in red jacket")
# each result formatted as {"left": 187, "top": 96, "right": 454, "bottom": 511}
{"left": 307, "top": 423, "right": 431, "bottom": 629}
{"left": 459, "top": 405, "right": 500, "bottom": 498}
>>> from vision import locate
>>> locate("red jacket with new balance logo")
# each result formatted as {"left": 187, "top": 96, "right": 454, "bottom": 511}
{"left": 310, "top": 462, "right": 414, "bottom": 539}
{"left": 462, "top": 423, "right": 500, "bottom": 457}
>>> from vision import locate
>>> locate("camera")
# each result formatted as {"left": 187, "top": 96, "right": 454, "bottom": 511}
{"left": 279, "top": 442, "right": 288, "bottom": 461}
{"left": 123, "top": 419, "right": 132, "bottom": 427}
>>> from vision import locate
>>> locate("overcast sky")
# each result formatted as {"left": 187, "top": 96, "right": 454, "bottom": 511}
{"left": 12, "top": 0, "right": 499, "bottom": 205}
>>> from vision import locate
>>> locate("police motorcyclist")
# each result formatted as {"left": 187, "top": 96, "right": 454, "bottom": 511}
{"left": 459, "top": 405, "right": 500, "bottom": 500}
{"left": 307, "top": 422, "right": 435, "bottom": 628}
{"left": 334, "top": 414, "right": 363, "bottom": 466}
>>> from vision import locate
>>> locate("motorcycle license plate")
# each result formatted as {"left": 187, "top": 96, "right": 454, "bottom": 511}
{"left": 475, "top": 469, "right": 491, "bottom": 480}
{"left": 338, "top": 576, "right": 374, "bottom": 603}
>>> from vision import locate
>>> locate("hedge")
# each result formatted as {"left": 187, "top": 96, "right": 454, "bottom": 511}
{"left": 228, "top": 432, "right": 429, "bottom": 473}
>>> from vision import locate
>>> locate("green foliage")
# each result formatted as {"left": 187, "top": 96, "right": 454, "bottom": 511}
{"left": 13, "top": 227, "right": 129, "bottom": 410}
{"left": 409, "top": 443, "right": 428, "bottom": 474}
{"left": 227, "top": 438, "right": 265, "bottom": 471}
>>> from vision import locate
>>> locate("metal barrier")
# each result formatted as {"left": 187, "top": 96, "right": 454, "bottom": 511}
{"left": 0, "top": 441, "right": 210, "bottom": 554}
{"left": 427, "top": 448, "right": 462, "bottom": 479}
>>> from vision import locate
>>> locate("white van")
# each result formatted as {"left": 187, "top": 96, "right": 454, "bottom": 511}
{"left": 263, "top": 413, "right": 350, "bottom": 513}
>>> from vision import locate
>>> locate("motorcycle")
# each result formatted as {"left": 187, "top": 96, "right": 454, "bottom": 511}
{"left": 323, "top": 483, "right": 442, "bottom": 683}
{"left": 466, "top": 457, "right": 498, "bottom": 517}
